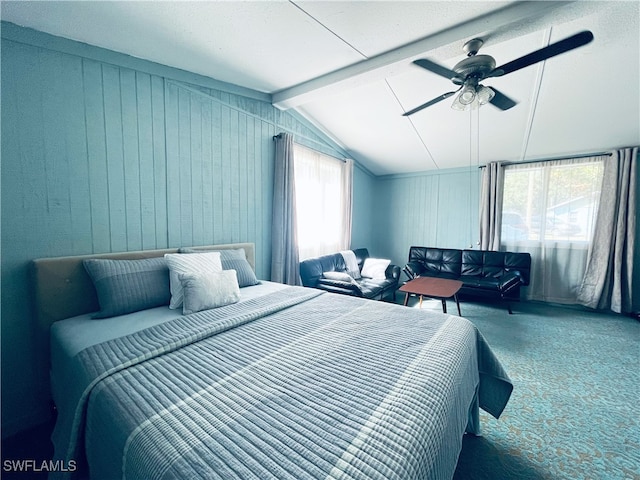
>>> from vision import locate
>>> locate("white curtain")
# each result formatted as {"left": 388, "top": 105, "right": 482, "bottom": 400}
{"left": 293, "top": 144, "right": 353, "bottom": 260}
{"left": 501, "top": 157, "right": 605, "bottom": 304}
{"left": 578, "top": 147, "right": 637, "bottom": 313}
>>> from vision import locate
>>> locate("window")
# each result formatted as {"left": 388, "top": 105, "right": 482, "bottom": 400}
{"left": 501, "top": 159, "right": 604, "bottom": 243}
{"left": 293, "top": 144, "right": 351, "bottom": 260}
{"left": 500, "top": 157, "right": 605, "bottom": 304}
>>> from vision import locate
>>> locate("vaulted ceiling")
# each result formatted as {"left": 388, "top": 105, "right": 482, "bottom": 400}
{"left": 2, "top": 1, "right": 639, "bottom": 175}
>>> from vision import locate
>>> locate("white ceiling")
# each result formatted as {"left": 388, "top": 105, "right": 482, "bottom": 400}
{"left": 2, "top": 1, "right": 639, "bottom": 175}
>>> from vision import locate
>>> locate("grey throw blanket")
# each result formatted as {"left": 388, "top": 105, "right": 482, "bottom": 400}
{"left": 51, "top": 287, "right": 512, "bottom": 480}
{"left": 340, "top": 250, "right": 362, "bottom": 279}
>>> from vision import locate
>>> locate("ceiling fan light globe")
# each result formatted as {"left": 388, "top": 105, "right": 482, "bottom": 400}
{"left": 451, "top": 94, "right": 471, "bottom": 111}
{"left": 459, "top": 88, "right": 476, "bottom": 105}
{"left": 477, "top": 85, "right": 495, "bottom": 105}
{"left": 451, "top": 100, "right": 468, "bottom": 111}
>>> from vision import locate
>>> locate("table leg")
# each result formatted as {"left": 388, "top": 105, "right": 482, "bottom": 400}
{"left": 455, "top": 294, "right": 461, "bottom": 316}
{"left": 419, "top": 295, "right": 423, "bottom": 308}
{"left": 441, "top": 299, "right": 447, "bottom": 313}
{"left": 403, "top": 292, "right": 409, "bottom": 306}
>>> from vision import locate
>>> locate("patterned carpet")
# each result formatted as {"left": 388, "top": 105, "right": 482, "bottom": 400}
{"left": 443, "top": 299, "right": 640, "bottom": 480}
{"left": 3, "top": 298, "right": 638, "bottom": 480}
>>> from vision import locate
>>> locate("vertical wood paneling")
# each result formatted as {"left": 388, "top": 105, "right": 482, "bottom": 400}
{"left": 220, "top": 106, "right": 231, "bottom": 237}
{"left": 178, "top": 88, "right": 193, "bottom": 246}
{"left": 151, "top": 76, "right": 168, "bottom": 248}
{"left": 120, "top": 69, "right": 143, "bottom": 251}
{"left": 162, "top": 83, "right": 284, "bottom": 276}
{"left": 201, "top": 101, "right": 214, "bottom": 242}
{"left": 374, "top": 169, "right": 481, "bottom": 268}
{"left": 165, "top": 82, "right": 180, "bottom": 247}
{"left": 1, "top": 35, "right": 347, "bottom": 436}
{"left": 238, "top": 115, "right": 248, "bottom": 242}
{"left": 83, "top": 60, "right": 111, "bottom": 253}
{"left": 1, "top": 42, "right": 53, "bottom": 426}
{"left": 40, "top": 50, "right": 74, "bottom": 252}
{"left": 190, "top": 96, "right": 204, "bottom": 245}
{"left": 59, "top": 53, "right": 93, "bottom": 254}
{"left": 211, "top": 101, "right": 223, "bottom": 244}
{"left": 102, "top": 65, "right": 128, "bottom": 251}
{"left": 229, "top": 109, "right": 241, "bottom": 242}
{"left": 246, "top": 118, "right": 257, "bottom": 245}
{"left": 135, "top": 73, "right": 157, "bottom": 250}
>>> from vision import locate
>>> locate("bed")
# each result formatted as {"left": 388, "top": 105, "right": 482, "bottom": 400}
{"left": 33, "top": 242, "right": 513, "bottom": 480}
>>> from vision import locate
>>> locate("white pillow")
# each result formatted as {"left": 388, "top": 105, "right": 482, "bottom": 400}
{"left": 323, "top": 271, "right": 355, "bottom": 283}
{"left": 361, "top": 258, "right": 390, "bottom": 280}
{"left": 179, "top": 269, "right": 240, "bottom": 314}
{"left": 165, "top": 251, "right": 222, "bottom": 309}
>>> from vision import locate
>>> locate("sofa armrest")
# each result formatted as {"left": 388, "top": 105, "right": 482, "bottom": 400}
{"left": 403, "top": 261, "right": 424, "bottom": 280}
{"left": 386, "top": 264, "right": 401, "bottom": 282}
{"left": 498, "top": 271, "right": 524, "bottom": 295}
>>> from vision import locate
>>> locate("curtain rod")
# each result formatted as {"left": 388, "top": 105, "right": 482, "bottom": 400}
{"left": 478, "top": 151, "right": 612, "bottom": 168}
{"left": 273, "top": 133, "right": 347, "bottom": 163}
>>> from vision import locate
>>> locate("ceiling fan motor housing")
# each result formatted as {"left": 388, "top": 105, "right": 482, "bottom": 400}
{"left": 453, "top": 54, "right": 496, "bottom": 79}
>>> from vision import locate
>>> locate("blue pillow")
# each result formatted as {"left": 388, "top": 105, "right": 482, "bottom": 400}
{"left": 178, "top": 248, "right": 259, "bottom": 287}
{"left": 83, "top": 257, "right": 170, "bottom": 318}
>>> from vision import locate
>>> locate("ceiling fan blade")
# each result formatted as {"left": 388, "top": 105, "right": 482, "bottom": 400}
{"left": 489, "top": 30, "right": 594, "bottom": 77}
{"left": 403, "top": 91, "right": 458, "bottom": 116}
{"left": 413, "top": 59, "right": 463, "bottom": 83}
{"left": 488, "top": 87, "right": 517, "bottom": 110}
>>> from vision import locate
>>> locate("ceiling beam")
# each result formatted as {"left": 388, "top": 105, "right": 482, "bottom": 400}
{"left": 272, "top": 1, "right": 577, "bottom": 110}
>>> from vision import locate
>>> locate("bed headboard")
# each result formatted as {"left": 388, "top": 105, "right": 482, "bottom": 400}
{"left": 32, "top": 243, "right": 256, "bottom": 332}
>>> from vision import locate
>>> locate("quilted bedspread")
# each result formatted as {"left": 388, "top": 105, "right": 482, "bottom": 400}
{"left": 51, "top": 286, "right": 512, "bottom": 480}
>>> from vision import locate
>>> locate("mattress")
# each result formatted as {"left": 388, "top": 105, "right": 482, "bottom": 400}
{"left": 49, "top": 281, "right": 287, "bottom": 408}
{"left": 49, "top": 285, "right": 512, "bottom": 480}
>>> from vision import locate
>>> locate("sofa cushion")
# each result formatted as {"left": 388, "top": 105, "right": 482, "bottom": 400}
{"left": 459, "top": 275, "right": 501, "bottom": 290}
{"left": 483, "top": 251, "right": 510, "bottom": 278}
{"left": 317, "top": 277, "right": 363, "bottom": 295}
{"left": 361, "top": 258, "right": 390, "bottom": 279}
{"left": 323, "top": 271, "right": 355, "bottom": 283}
{"left": 356, "top": 277, "right": 395, "bottom": 298}
{"left": 460, "top": 250, "right": 484, "bottom": 277}
{"left": 409, "top": 247, "right": 462, "bottom": 277}
{"left": 460, "top": 250, "right": 531, "bottom": 282}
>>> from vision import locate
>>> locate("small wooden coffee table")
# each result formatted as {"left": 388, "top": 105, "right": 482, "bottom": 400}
{"left": 399, "top": 276, "right": 463, "bottom": 315}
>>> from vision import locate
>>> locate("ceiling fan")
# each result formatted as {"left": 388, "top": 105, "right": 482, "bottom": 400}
{"left": 403, "top": 30, "right": 594, "bottom": 116}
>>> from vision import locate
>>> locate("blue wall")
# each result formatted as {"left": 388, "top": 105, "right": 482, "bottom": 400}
{"left": 372, "top": 168, "right": 481, "bottom": 270}
{"left": 1, "top": 23, "right": 363, "bottom": 437}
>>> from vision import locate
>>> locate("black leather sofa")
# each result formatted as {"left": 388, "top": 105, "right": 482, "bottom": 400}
{"left": 404, "top": 246, "right": 531, "bottom": 313}
{"left": 300, "top": 248, "right": 401, "bottom": 301}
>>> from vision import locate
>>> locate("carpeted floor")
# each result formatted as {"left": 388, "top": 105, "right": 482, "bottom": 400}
{"left": 445, "top": 299, "right": 640, "bottom": 480}
{"left": 3, "top": 299, "right": 638, "bottom": 480}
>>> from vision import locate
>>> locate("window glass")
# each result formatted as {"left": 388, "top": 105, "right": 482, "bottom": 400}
{"left": 502, "top": 159, "right": 604, "bottom": 243}
{"left": 293, "top": 144, "right": 346, "bottom": 260}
